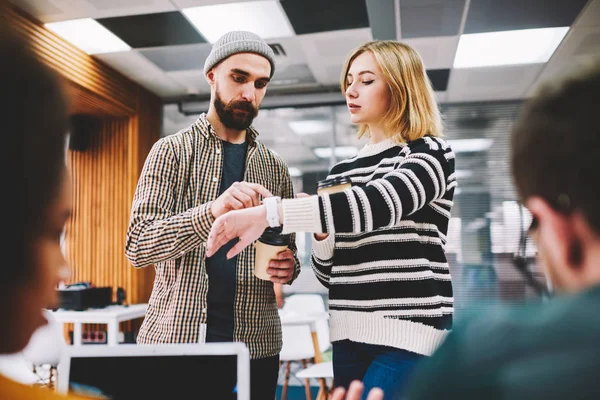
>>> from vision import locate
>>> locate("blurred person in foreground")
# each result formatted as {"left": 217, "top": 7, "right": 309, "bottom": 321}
{"left": 406, "top": 58, "right": 600, "bottom": 399}
{"left": 0, "top": 21, "right": 88, "bottom": 400}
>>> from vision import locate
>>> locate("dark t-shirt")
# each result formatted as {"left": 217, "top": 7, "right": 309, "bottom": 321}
{"left": 205, "top": 140, "right": 247, "bottom": 342}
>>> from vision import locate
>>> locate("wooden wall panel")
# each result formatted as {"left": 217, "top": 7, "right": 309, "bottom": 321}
{"left": 65, "top": 118, "right": 152, "bottom": 305}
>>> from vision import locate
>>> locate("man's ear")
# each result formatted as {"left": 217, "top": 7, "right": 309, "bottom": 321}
{"left": 206, "top": 70, "right": 216, "bottom": 86}
{"left": 526, "top": 196, "right": 577, "bottom": 269}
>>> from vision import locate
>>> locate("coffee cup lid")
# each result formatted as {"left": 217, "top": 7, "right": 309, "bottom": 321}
{"left": 259, "top": 227, "right": 291, "bottom": 246}
{"left": 317, "top": 176, "right": 352, "bottom": 190}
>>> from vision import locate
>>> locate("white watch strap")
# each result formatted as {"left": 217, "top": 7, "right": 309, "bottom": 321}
{"left": 263, "top": 196, "right": 281, "bottom": 228}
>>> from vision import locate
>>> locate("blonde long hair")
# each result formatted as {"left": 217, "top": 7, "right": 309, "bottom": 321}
{"left": 340, "top": 40, "right": 442, "bottom": 142}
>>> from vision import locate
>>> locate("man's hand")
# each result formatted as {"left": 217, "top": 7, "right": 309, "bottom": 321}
{"left": 268, "top": 248, "right": 295, "bottom": 284}
{"left": 211, "top": 182, "right": 272, "bottom": 219}
{"left": 332, "top": 381, "right": 384, "bottom": 400}
{"left": 206, "top": 206, "right": 269, "bottom": 259}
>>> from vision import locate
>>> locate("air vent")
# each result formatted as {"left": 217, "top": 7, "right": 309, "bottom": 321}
{"left": 269, "top": 43, "right": 287, "bottom": 57}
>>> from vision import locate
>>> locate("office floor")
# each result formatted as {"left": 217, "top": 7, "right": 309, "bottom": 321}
{"left": 276, "top": 385, "right": 321, "bottom": 399}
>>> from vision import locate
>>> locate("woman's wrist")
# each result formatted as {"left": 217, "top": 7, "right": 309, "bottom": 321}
{"left": 258, "top": 204, "right": 270, "bottom": 230}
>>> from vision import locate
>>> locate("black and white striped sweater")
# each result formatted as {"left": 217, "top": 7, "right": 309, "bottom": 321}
{"left": 281, "top": 136, "right": 456, "bottom": 356}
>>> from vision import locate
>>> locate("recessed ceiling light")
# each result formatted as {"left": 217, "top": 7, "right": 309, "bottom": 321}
{"left": 182, "top": 1, "right": 295, "bottom": 44}
{"left": 45, "top": 18, "right": 131, "bottom": 55}
{"left": 454, "top": 27, "right": 569, "bottom": 68}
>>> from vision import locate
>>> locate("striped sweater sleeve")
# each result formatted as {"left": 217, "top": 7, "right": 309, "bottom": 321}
{"left": 310, "top": 234, "right": 335, "bottom": 288}
{"left": 125, "top": 139, "right": 214, "bottom": 268}
{"left": 282, "top": 138, "right": 454, "bottom": 234}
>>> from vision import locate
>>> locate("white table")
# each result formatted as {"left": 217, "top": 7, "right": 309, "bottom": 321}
{"left": 49, "top": 304, "right": 147, "bottom": 346}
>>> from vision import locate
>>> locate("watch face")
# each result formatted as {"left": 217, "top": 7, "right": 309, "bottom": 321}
{"left": 265, "top": 197, "right": 280, "bottom": 227}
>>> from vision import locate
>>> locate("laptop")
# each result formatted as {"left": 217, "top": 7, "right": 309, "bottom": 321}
{"left": 57, "top": 343, "right": 250, "bottom": 400}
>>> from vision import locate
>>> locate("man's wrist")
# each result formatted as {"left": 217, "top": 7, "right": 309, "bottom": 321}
{"left": 210, "top": 201, "right": 221, "bottom": 219}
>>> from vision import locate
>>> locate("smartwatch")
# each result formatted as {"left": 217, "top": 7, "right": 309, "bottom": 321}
{"left": 263, "top": 196, "right": 282, "bottom": 228}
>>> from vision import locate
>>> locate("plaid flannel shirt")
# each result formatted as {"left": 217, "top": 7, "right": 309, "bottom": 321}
{"left": 125, "top": 113, "right": 300, "bottom": 359}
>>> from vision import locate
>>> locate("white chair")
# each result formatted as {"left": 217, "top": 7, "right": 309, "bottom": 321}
{"left": 0, "top": 353, "right": 39, "bottom": 385}
{"left": 21, "top": 310, "right": 67, "bottom": 387}
{"left": 283, "top": 294, "right": 331, "bottom": 355}
{"left": 296, "top": 361, "right": 334, "bottom": 400}
{"left": 280, "top": 323, "right": 315, "bottom": 400}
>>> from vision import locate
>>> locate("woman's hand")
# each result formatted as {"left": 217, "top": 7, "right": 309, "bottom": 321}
{"left": 206, "top": 205, "right": 269, "bottom": 259}
{"left": 332, "top": 381, "right": 384, "bottom": 400}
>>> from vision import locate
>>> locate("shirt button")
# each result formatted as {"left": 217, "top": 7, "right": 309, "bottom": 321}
{"left": 213, "top": 176, "right": 218, "bottom": 182}
{"left": 215, "top": 149, "right": 221, "bottom": 154}
{"left": 201, "top": 308, "right": 207, "bottom": 313}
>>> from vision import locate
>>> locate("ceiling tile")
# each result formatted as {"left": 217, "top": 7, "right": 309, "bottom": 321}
{"left": 9, "top": 0, "right": 64, "bottom": 21}
{"left": 84, "top": 0, "right": 176, "bottom": 18}
{"left": 267, "top": 36, "right": 310, "bottom": 66}
{"left": 403, "top": 35, "right": 459, "bottom": 69}
{"left": 171, "top": 0, "right": 256, "bottom": 7}
{"left": 10, "top": 0, "right": 177, "bottom": 22}
{"left": 464, "top": 0, "right": 589, "bottom": 34}
{"left": 165, "top": 69, "right": 211, "bottom": 95}
{"left": 366, "top": 0, "right": 397, "bottom": 40}
{"left": 297, "top": 29, "right": 373, "bottom": 85}
{"left": 94, "top": 50, "right": 186, "bottom": 97}
{"left": 271, "top": 63, "right": 317, "bottom": 86}
{"left": 140, "top": 43, "right": 212, "bottom": 71}
{"left": 400, "top": 0, "right": 466, "bottom": 39}
{"left": 428, "top": 69, "right": 451, "bottom": 91}
{"left": 94, "top": 50, "right": 163, "bottom": 78}
{"left": 447, "top": 64, "right": 544, "bottom": 102}
{"left": 527, "top": 25, "right": 600, "bottom": 96}
{"left": 281, "top": 0, "right": 370, "bottom": 35}
{"left": 576, "top": 0, "right": 600, "bottom": 28}
{"left": 97, "top": 11, "right": 206, "bottom": 48}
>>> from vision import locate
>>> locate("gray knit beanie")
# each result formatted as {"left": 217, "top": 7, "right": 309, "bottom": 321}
{"left": 203, "top": 31, "right": 276, "bottom": 78}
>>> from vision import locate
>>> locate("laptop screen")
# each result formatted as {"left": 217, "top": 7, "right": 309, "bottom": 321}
{"left": 65, "top": 352, "right": 241, "bottom": 399}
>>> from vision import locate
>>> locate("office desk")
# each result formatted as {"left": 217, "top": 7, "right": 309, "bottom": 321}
{"left": 50, "top": 304, "right": 147, "bottom": 346}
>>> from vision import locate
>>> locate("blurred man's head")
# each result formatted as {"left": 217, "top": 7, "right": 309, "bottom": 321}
{"left": 1, "top": 27, "right": 72, "bottom": 353}
{"left": 511, "top": 58, "right": 600, "bottom": 294}
{"left": 204, "top": 31, "right": 275, "bottom": 130}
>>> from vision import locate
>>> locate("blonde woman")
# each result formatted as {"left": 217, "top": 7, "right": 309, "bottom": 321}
{"left": 206, "top": 41, "right": 456, "bottom": 398}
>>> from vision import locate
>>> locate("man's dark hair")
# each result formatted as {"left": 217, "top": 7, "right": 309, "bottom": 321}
{"left": 511, "top": 58, "right": 600, "bottom": 234}
{"left": 1, "top": 24, "right": 69, "bottom": 282}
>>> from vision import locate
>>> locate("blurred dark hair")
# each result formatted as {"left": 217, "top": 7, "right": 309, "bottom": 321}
{"left": 511, "top": 57, "right": 600, "bottom": 235}
{"left": 1, "top": 23, "right": 69, "bottom": 283}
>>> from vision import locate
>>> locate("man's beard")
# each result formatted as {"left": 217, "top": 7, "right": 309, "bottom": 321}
{"left": 214, "top": 90, "right": 258, "bottom": 130}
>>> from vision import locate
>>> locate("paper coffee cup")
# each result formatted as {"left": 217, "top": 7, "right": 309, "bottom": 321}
{"left": 254, "top": 227, "right": 291, "bottom": 281}
{"left": 317, "top": 176, "right": 352, "bottom": 196}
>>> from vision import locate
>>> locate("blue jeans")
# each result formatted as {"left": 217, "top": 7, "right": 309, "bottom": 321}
{"left": 333, "top": 340, "right": 425, "bottom": 399}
